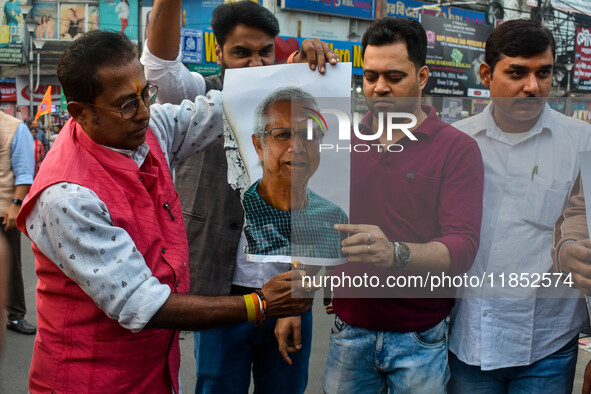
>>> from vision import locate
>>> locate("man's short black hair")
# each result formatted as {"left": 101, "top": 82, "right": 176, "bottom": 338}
{"left": 57, "top": 30, "right": 137, "bottom": 104}
{"left": 211, "top": 0, "right": 279, "bottom": 47}
{"left": 485, "top": 19, "right": 555, "bottom": 73}
{"left": 361, "top": 17, "right": 427, "bottom": 69}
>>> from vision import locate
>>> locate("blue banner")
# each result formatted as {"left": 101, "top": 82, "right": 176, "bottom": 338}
{"left": 183, "top": 29, "right": 364, "bottom": 75}
{"left": 386, "top": 0, "right": 485, "bottom": 24}
{"left": 283, "top": 0, "right": 375, "bottom": 20}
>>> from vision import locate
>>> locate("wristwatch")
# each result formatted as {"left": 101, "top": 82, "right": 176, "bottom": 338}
{"left": 11, "top": 198, "right": 23, "bottom": 206}
{"left": 392, "top": 242, "right": 412, "bottom": 268}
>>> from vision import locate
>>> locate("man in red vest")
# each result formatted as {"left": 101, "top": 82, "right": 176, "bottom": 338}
{"left": 17, "top": 30, "right": 310, "bottom": 393}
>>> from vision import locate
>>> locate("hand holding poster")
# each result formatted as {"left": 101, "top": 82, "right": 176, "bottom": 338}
{"left": 222, "top": 63, "right": 351, "bottom": 267}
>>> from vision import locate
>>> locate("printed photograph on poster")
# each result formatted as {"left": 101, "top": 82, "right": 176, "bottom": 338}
{"left": 32, "top": 3, "right": 58, "bottom": 39}
{"left": 223, "top": 63, "right": 351, "bottom": 265}
{"left": 60, "top": 4, "right": 85, "bottom": 39}
{"left": 99, "top": 0, "right": 138, "bottom": 41}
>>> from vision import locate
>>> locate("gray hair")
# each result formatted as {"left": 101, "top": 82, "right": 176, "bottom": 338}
{"left": 253, "top": 87, "right": 318, "bottom": 141}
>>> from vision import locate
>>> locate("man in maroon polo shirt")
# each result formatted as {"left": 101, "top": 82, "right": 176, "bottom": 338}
{"left": 322, "top": 17, "right": 484, "bottom": 393}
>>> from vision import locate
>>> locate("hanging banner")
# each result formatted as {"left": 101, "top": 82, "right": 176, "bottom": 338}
{"left": 0, "top": 0, "right": 24, "bottom": 63}
{"left": 422, "top": 14, "right": 492, "bottom": 97}
{"left": 99, "top": 0, "right": 138, "bottom": 41}
{"left": 282, "top": 0, "right": 375, "bottom": 20}
{"left": 574, "top": 26, "right": 591, "bottom": 93}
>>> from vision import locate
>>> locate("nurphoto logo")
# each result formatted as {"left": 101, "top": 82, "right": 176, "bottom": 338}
{"left": 305, "top": 109, "right": 418, "bottom": 153}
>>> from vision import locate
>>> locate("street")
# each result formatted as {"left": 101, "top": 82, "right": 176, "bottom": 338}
{"left": 1, "top": 235, "right": 590, "bottom": 393}
{"left": 0, "top": 236, "right": 333, "bottom": 393}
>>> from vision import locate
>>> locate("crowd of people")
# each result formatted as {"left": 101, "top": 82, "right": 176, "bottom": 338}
{"left": 2, "top": 0, "right": 591, "bottom": 393}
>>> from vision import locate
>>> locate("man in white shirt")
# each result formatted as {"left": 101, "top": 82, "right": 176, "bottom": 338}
{"left": 449, "top": 19, "right": 591, "bottom": 393}
{"left": 141, "top": 1, "right": 337, "bottom": 392}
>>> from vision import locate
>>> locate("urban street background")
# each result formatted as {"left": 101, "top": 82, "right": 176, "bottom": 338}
{"left": 2, "top": 236, "right": 591, "bottom": 393}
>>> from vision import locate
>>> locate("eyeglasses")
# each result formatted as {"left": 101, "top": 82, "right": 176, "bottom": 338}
{"left": 264, "top": 127, "right": 323, "bottom": 143}
{"left": 86, "top": 83, "right": 159, "bottom": 120}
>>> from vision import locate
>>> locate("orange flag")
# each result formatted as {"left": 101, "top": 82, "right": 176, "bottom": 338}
{"left": 34, "top": 86, "right": 52, "bottom": 122}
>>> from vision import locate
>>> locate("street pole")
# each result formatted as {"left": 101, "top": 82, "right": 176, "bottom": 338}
{"left": 28, "top": 35, "right": 33, "bottom": 121}
{"left": 24, "top": 16, "right": 39, "bottom": 122}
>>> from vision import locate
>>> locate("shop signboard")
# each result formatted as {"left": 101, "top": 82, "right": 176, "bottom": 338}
{"left": 574, "top": 25, "right": 591, "bottom": 93}
{"left": 15, "top": 75, "right": 61, "bottom": 106}
{"left": 282, "top": 0, "right": 375, "bottom": 20}
{"left": 183, "top": 28, "right": 365, "bottom": 75}
{"left": 386, "top": 0, "right": 485, "bottom": 24}
{"left": 0, "top": 81, "right": 16, "bottom": 101}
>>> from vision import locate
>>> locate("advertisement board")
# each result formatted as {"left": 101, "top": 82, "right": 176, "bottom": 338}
{"left": 0, "top": 0, "right": 24, "bottom": 63}
{"left": 422, "top": 14, "right": 492, "bottom": 97}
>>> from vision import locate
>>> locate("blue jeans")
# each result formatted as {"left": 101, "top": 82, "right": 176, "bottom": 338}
{"left": 193, "top": 309, "right": 312, "bottom": 394}
{"left": 448, "top": 336, "right": 578, "bottom": 394}
{"left": 323, "top": 315, "right": 450, "bottom": 394}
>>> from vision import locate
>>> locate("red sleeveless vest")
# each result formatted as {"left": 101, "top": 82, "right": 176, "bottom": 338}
{"left": 18, "top": 119, "right": 190, "bottom": 393}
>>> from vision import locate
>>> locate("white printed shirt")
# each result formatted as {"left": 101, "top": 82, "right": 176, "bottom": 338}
{"left": 25, "top": 92, "right": 223, "bottom": 332}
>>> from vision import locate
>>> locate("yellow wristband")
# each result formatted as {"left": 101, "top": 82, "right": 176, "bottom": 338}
{"left": 243, "top": 294, "right": 256, "bottom": 322}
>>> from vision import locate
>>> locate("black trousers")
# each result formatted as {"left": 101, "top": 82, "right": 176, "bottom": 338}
{"left": 1, "top": 220, "right": 26, "bottom": 321}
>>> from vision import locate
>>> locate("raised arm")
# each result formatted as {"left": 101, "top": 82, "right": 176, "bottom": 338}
{"left": 146, "top": 0, "right": 181, "bottom": 60}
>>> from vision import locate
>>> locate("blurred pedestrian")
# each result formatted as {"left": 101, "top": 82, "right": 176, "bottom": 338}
{"left": 0, "top": 93, "right": 36, "bottom": 336}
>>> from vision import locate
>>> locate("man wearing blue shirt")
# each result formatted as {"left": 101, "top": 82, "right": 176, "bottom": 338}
{"left": 0, "top": 92, "right": 35, "bottom": 335}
